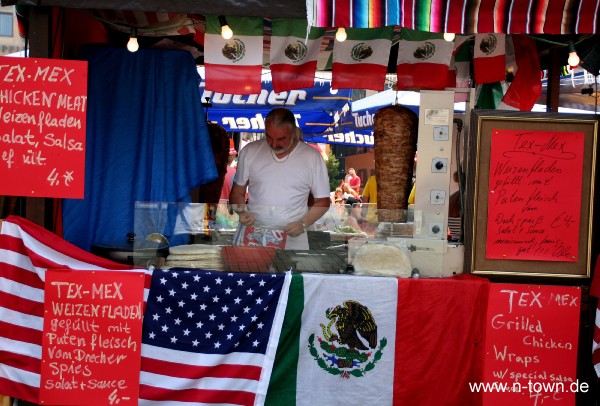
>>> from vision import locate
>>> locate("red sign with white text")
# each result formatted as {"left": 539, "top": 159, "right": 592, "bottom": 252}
{"left": 483, "top": 284, "right": 581, "bottom": 406}
{"left": 486, "top": 129, "right": 584, "bottom": 261}
{"left": 0, "top": 56, "right": 88, "bottom": 198}
{"left": 40, "top": 270, "right": 145, "bottom": 405}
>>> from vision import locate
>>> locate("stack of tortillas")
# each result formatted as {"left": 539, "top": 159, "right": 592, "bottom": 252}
{"left": 163, "top": 244, "right": 225, "bottom": 271}
{"left": 352, "top": 243, "right": 412, "bottom": 277}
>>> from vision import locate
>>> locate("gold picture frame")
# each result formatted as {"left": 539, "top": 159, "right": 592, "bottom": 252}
{"left": 464, "top": 110, "right": 598, "bottom": 278}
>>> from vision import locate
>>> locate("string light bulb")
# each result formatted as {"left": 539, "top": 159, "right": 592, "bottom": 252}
{"left": 218, "top": 16, "right": 233, "bottom": 40}
{"left": 443, "top": 32, "right": 455, "bottom": 41}
{"left": 567, "top": 41, "right": 579, "bottom": 66}
{"left": 126, "top": 27, "right": 139, "bottom": 52}
{"left": 335, "top": 27, "right": 347, "bottom": 42}
{"left": 567, "top": 41, "right": 580, "bottom": 66}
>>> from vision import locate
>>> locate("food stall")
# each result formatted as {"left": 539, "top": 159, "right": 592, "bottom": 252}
{"left": 0, "top": 1, "right": 599, "bottom": 405}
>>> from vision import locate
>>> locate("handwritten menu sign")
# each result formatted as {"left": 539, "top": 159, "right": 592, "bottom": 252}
{"left": 486, "top": 129, "right": 584, "bottom": 261}
{"left": 0, "top": 56, "right": 87, "bottom": 198}
{"left": 483, "top": 283, "right": 582, "bottom": 406}
{"left": 40, "top": 270, "right": 145, "bottom": 405}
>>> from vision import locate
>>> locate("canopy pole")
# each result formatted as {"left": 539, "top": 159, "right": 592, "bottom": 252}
{"left": 545, "top": 47, "right": 561, "bottom": 112}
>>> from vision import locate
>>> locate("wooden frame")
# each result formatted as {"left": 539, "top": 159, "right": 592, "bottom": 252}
{"left": 464, "top": 110, "right": 598, "bottom": 278}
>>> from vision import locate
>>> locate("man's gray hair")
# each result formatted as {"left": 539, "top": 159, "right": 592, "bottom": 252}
{"left": 265, "top": 108, "right": 297, "bottom": 130}
{"left": 265, "top": 108, "right": 303, "bottom": 139}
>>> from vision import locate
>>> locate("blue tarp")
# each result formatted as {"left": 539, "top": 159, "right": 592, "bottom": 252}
{"left": 63, "top": 47, "right": 217, "bottom": 251}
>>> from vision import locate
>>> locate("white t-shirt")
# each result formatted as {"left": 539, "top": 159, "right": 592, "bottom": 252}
{"left": 233, "top": 139, "right": 330, "bottom": 249}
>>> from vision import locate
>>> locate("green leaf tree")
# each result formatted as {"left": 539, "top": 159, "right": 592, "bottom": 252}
{"left": 326, "top": 151, "right": 340, "bottom": 191}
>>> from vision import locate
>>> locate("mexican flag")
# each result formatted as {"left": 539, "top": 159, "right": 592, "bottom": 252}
{"left": 396, "top": 28, "right": 454, "bottom": 90}
{"left": 473, "top": 34, "right": 506, "bottom": 84}
{"left": 332, "top": 26, "right": 394, "bottom": 91}
{"left": 266, "top": 273, "right": 489, "bottom": 406}
{"left": 270, "top": 19, "right": 325, "bottom": 92}
{"left": 204, "top": 16, "right": 263, "bottom": 94}
{"left": 448, "top": 35, "right": 473, "bottom": 102}
{"left": 497, "top": 35, "right": 542, "bottom": 111}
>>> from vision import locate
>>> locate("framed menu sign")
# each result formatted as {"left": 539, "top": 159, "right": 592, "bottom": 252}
{"left": 465, "top": 111, "right": 598, "bottom": 278}
{"left": 40, "top": 270, "right": 145, "bottom": 405}
{"left": 0, "top": 56, "right": 88, "bottom": 198}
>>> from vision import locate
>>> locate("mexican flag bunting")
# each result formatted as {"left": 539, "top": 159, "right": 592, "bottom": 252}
{"left": 270, "top": 19, "right": 325, "bottom": 92}
{"left": 265, "top": 273, "right": 489, "bottom": 406}
{"left": 204, "top": 16, "right": 263, "bottom": 94}
{"left": 497, "top": 35, "right": 542, "bottom": 111}
{"left": 396, "top": 28, "right": 454, "bottom": 90}
{"left": 332, "top": 26, "right": 394, "bottom": 91}
{"left": 473, "top": 34, "right": 506, "bottom": 84}
{"left": 447, "top": 35, "right": 473, "bottom": 102}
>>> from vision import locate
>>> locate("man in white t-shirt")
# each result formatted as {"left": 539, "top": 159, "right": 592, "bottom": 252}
{"left": 229, "top": 108, "right": 331, "bottom": 250}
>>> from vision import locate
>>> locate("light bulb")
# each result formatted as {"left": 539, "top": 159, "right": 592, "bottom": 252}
{"left": 127, "top": 37, "right": 139, "bottom": 52}
{"left": 335, "top": 27, "right": 347, "bottom": 42}
{"left": 568, "top": 51, "right": 580, "bottom": 67}
{"left": 218, "top": 16, "right": 234, "bottom": 40}
{"left": 443, "top": 32, "right": 455, "bottom": 41}
{"left": 567, "top": 42, "right": 579, "bottom": 67}
{"left": 221, "top": 24, "right": 233, "bottom": 40}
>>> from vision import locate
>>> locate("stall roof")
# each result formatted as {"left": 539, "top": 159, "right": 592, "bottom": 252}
{"left": 3, "top": 0, "right": 598, "bottom": 34}
{"left": 2, "top": 0, "right": 307, "bottom": 18}
{"left": 4, "top": 0, "right": 599, "bottom": 112}
{"left": 3, "top": 1, "right": 598, "bottom": 70}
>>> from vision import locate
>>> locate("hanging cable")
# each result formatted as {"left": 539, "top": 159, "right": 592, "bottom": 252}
{"left": 594, "top": 76, "right": 598, "bottom": 115}
{"left": 453, "top": 118, "right": 465, "bottom": 240}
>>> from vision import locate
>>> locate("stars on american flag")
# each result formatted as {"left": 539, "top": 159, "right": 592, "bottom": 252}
{"left": 142, "top": 269, "right": 285, "bottom": 354}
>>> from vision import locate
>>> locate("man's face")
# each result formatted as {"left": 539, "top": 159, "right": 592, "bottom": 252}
{"left": 265, "top": 123, "right": 295, "bottom": 154}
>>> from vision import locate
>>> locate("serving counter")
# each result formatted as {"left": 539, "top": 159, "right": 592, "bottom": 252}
{"left": 1, "top": 215, "right": 597, "bottom": 405}
{"left": 121, "top": 202, "right": 462, "bottom": 279}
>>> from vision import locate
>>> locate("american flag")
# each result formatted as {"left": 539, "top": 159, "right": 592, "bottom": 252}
{"left": 0, "top": 215, "right": 291, "bottom": 405}
{"left": 0, "top": 215, "right": 137, "bottom": 403}
{"left": 138, "top": 269, "right": 290, "bottom": 405}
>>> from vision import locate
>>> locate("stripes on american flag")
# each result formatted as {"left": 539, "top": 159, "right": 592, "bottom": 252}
{"left": 0, "top": 216, "right": 146, "bottom": 404}
{"left": 138, "top": 269, "right": 291, "bottom": 406}
{"left": 0, "top": 215, "right": 291, "bottom": 405}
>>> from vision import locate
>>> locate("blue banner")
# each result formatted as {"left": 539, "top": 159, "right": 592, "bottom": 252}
{"left": 198, "top": 69, "right": 352, "bottom": 135}
{"left": 303, "top": 107, "right": 377, "bottom": 147}
{"left": 303, "top": 105, "right": 420, "bottom": 147}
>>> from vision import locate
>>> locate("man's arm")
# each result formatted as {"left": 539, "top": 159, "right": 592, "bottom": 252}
{"left": 229, "top": 182, "right": 255, "bottom": 226}
{"left": 304, "top": 197, "right": 330, "bottom": 226}
{"left": 284, "top": 197, "right": 330, "bottom": 237}
{"left": 228, "top": 182, "right": 247, "bottom": 206}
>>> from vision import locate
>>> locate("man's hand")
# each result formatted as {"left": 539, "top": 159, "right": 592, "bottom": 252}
{"left": 237, "top": 211, "right": 256, "bottom": 226}
{"left": 284, "top": 220, "right": 305, "bottom": 237}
